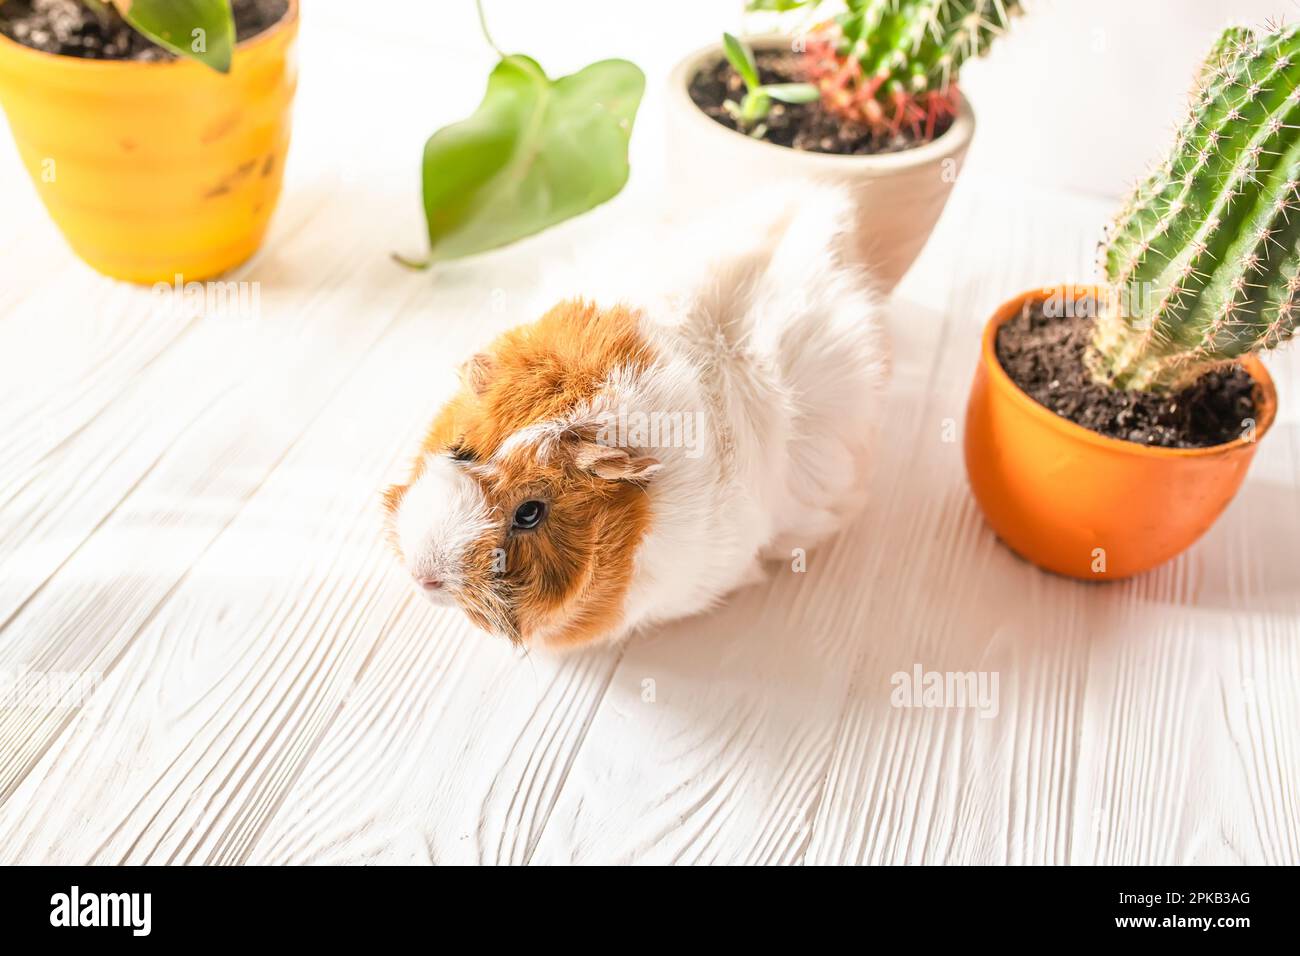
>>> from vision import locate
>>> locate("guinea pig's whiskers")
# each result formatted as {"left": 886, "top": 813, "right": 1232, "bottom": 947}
{"left": 461, "top": 577, "right": 522, "bottom": 646}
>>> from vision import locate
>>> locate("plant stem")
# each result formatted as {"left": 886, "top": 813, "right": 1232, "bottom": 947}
{"left": 475, "top": 0, "right": 505, "bottom": 58}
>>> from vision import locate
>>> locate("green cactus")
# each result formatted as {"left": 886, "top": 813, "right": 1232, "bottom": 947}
{"left": 777, "top": 0, "right": 1022, "bottom": 140}
{"left": 1092, "top": 23, "right": 1300, "bottom": 392}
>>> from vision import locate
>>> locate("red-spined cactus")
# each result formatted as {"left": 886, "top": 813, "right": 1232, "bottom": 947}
{"left": 781, "top": 0, "right": 1022, "bottom": 141}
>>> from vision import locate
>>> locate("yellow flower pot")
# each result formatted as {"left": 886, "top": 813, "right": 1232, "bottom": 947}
{"left": 0, "top": 1, "right": 299, "bottom": 284}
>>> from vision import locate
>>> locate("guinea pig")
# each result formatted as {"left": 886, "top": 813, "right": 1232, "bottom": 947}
{"left": 383, "top": 184, "right": 888, "bottom": 650}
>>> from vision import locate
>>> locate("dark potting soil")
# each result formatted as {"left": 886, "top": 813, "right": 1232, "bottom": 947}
{"left": 996, "top": 298, "right": 1257, "bottom": 450}
{"left": 0, "top": 0, "right": 288, "bottom": 61}
{"left": 688, "top": 49, "right": 952, "bottom": 155}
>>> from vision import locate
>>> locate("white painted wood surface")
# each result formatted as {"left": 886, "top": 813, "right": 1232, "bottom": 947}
{"left": 1, "top": 1, "right": 1297, "bottom": 866}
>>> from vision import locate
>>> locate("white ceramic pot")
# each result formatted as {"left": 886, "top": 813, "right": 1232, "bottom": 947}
{"left": 665, "top": 37, "right": 975, "bottom": 293}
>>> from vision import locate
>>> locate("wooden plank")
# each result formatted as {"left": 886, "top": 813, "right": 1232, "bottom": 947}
{"left": 0, "top": 261, "right": 427, "bottom": 860}
{"left": 1069, "top": 423, "right": 1300, "bottom": 865}
{"left": 797, "top": 188, "right": 1104, "bottom": 865}
{"left": 247, "top": 617, "right": 622, "bottom": 865}
{"left": 0, "top": 192, "right": 342, "bottom": 631}
{"left": 0, "top": 273, "right": 195, "bottom": 496}
{"left": 0, "top": 190, "right": 435, "bottom": 812}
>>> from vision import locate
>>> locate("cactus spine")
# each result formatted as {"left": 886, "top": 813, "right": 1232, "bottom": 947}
{"left": 1093, "top": 24, "right": 1300, "bottom": 392}
{"left": 802, "top": 0, "right": 1022, "bottom": 139}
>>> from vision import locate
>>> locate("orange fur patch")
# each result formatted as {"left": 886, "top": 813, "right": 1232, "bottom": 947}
{"left": 384, "top": 300, "right": 658, "bottom": 649}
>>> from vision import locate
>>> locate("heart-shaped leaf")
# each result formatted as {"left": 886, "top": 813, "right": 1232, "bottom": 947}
{"left": 112, "top": 0, "right": 235, "bottom": 73}
{"left": 412, "top": 54, "right": 644, "bottom": 265}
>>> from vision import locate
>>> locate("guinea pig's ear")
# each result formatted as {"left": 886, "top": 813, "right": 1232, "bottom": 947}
{"left": 459, "top": 352, "right": 495, "bottom": 396}
{"left": 572, "top": 441, "right": 662, "bottom": 483}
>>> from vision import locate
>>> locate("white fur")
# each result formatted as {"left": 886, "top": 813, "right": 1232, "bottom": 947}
{"left": 395, "top": 454, "right": 496, "bottom": 603}
{"left": 589, "top": 183, "right": 890, "bottom": 639}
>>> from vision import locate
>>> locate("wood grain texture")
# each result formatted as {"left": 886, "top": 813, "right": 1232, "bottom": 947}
{"left": 0, "top": 1, "right": 1297, "bottom": 866}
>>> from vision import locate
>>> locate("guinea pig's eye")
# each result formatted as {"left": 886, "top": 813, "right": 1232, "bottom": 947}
{"left": 511, "top": 499, "right": 547, "bottom": 531}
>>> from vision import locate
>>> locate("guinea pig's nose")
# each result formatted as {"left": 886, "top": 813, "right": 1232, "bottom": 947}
{"left": 417, "top": 575, "right": 444, "bottom": 591}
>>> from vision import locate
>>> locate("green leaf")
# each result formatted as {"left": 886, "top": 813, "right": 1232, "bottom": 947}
{"left": 722, "top": 33, "right": 761, "bottom": 91}
{"left": 762, "top": 83, "right": 821, "bottom": 104}
{"left": 739, "top": 90, "right": 771, "bottom": 125}
{"left": 114, "top": 0, "right": 235, "bottom": 73}
{"left": 415, "top": 54, "right": 644, "bottom": 264}
{"left": 745, "top": 0, "right": 819, "bottom": 11}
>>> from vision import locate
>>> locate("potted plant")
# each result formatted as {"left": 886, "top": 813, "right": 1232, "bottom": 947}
{"left": 964, "top": 24, "right": 1292, "bottom": 580}
{"left": 0, "top": 0, "right": 298, "bottom": 284}
{"left": 666, "top": 0, "right": 1022, "bottom": 291}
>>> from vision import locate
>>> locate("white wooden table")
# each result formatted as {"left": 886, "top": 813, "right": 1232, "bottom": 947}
{"left": 1, "top": 2, "right": 1297, "bottom": 866}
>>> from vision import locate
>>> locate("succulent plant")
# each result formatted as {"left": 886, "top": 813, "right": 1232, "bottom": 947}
{"left": 720, "top": 32, "right": 820, "bottom": 137}
{"left": 1092, "top": 23, "right": 1300, "bottom": 392}
{"left": 751, "top": 0, "right": 1022, "bottom": 140}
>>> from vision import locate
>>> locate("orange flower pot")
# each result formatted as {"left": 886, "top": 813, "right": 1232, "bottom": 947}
{"left": 964, "top": 286, "right": 1277, "bottom": 580}
{"left": 0, "top": 1, "right": 298, "bottom": 284}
